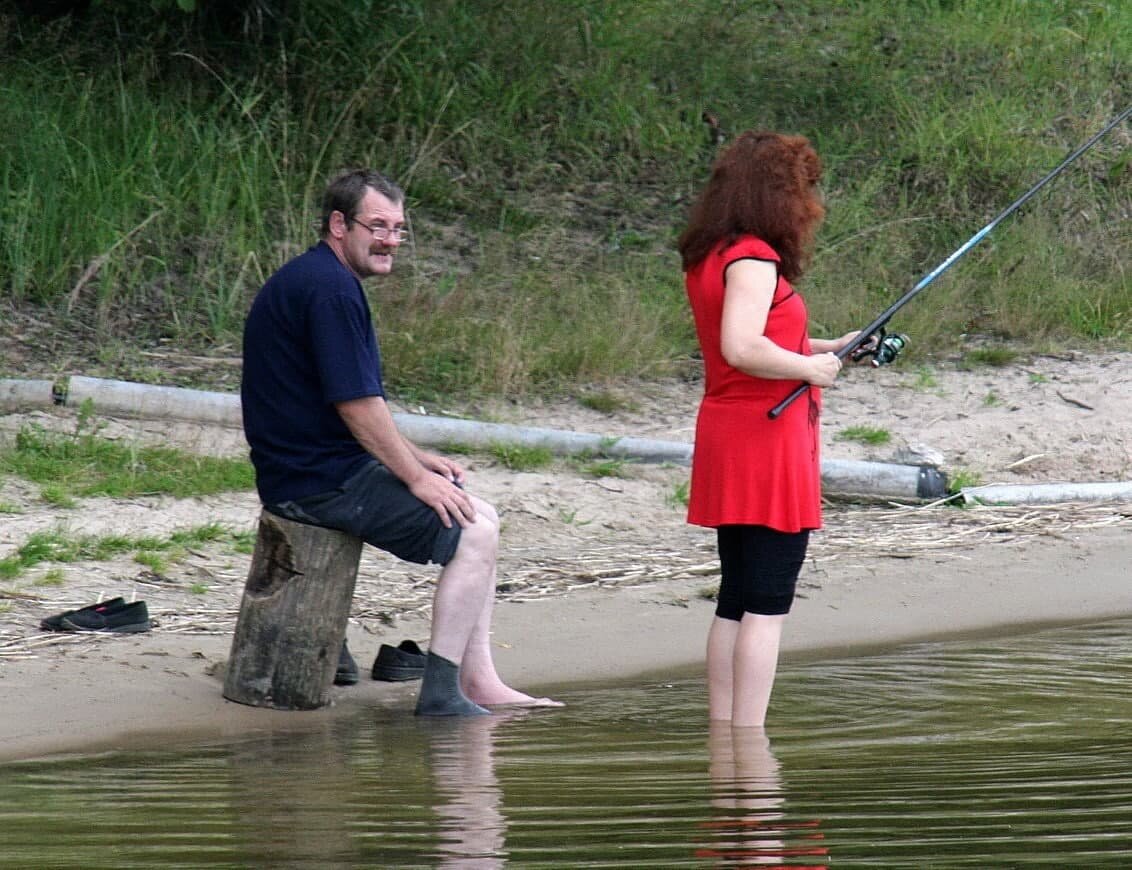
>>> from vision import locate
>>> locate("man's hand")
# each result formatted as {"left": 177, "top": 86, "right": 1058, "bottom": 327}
{"left": 409, "top": 471, "right": 477, "bottom": 528}
{"left": 335, "top": 396, "right": 475, "bottom": 527}
{"left": 416, "top": 450, "right": 466, "bottom": 486}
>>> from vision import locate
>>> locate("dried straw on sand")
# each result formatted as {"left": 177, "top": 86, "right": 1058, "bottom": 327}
{"left": 4, "top": 500, "right": 1127, "bottom": 662}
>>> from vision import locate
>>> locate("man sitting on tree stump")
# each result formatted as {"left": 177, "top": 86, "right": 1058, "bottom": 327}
{"left": 240, "top": 168, "right": 561, "bottom": 716}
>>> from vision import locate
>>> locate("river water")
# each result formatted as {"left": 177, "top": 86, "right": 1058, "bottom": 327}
{"left": 3, "top": 617, "right": 1131, "bottom": 868}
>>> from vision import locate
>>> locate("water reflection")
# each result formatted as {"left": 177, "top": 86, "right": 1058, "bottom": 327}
{"left": 3, "top": 618, "right": 1132, "bottom": 867}
{"left": 702, "top": 723, "right": 828, "bottom": 868}
{"left": 428, "top": 714, "right": 512, "bottom": 868}
{"left": 225, "top": 721, "right": 368, "bottom": 868}
{"left": 219, "top": 711, "right": 521, "bottom": 868}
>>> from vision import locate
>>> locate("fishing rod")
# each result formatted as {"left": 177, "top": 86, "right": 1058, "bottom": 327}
{"left": 768, "top": 103, "right": 1132, "bottom": 420}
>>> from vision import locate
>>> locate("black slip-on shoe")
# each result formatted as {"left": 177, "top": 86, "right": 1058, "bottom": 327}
{"left": 334, "top": 640, "right": 359, "bottom": 686}
{"left": 40, "top": 597, "right": 128, "bottom": 632}
{"left": 371, "top": 639, "right": 427, "bottom": 682}
{"left": 61, "top": 600, "right": 150, "bottom": 634}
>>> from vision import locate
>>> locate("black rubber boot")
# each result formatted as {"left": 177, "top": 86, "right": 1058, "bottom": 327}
{"left": 414, "top": 652, "right": 490, "bottom": 717}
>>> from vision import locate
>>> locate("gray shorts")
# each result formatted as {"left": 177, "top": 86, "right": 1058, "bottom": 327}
{"left": 266, "top": 460, "right": 462, "bottom": 566}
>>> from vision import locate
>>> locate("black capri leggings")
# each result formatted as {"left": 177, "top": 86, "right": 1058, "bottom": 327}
{"left": 715, "top": 524, "right": 811, "bottom": 620}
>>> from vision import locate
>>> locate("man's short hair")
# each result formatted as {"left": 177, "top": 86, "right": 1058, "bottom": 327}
{"left": 319, "top": 169, "right": 404, "bottom": 235}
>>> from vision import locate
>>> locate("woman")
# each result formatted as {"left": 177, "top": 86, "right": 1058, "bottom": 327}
{"left": 677, "top": 131, "right": 859, "bottom": 728}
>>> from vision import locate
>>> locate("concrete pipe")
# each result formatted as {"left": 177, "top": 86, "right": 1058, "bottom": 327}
{"left": 65, "top": 376, "right": 243, "bottom": 427}
{"left": 0, "top": 378, "right": 57, "bottom": 411}
{"left": 50, "top": 376, "right": 952, "bottom": 501}
{"left": 962, "top": 481, "right": 1132, "bottom": 506}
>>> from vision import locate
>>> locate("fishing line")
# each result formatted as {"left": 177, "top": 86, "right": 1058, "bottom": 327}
{"left": 769, "top": 103, "right": 1132, "bottom": 420}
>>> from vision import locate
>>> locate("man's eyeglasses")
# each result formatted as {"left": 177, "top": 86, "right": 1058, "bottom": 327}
{"left": 350, "top": 217, "right": 409, "bottom": 243}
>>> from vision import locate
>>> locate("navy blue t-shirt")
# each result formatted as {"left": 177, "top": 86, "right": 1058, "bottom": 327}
{"left": 241, "top": 241, "right": 384, "bottom": 504}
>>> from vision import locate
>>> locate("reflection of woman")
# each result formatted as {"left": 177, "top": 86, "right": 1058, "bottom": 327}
{"left": 678, "top": 131, "right": 858, "bottom": 728}
{"left": 703, "top": 723, "right": 828, "bottom": 867}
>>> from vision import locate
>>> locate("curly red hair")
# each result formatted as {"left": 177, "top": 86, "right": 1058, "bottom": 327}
{"left": 677, "top": 130, "right": 824, "bottom": 281}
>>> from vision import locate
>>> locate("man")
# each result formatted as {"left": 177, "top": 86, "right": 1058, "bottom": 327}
{"left": 241, "top": 168, "right": 559, "bottom": 716}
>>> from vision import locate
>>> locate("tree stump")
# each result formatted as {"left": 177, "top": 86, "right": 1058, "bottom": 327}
{"left": 223, "top": 510, "right": 363, "bottom": 710}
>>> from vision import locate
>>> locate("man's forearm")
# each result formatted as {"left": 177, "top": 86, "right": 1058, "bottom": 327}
{"left": 335, "top": 396, "right": 425, "bottom": 486}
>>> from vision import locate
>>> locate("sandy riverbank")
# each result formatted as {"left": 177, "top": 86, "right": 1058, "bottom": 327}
{"left": 2, "top": 519, "right": 1128, "bottom": 762}
{"left": 3, "top": 353, "right": 1132, "bottom": 761}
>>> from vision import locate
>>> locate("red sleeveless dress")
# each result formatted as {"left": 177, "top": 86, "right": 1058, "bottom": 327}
{"left": 685, "top": 236, "right": 823, "bottom": 533}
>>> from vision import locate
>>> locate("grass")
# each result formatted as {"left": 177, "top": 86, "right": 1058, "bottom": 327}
{"left": 0, "top": 524, "right": 248, "bottom": 581}
{"left": 557, "top": 508, "right": 592, "bottom": 527}
{"left": 836, "top": 426, "right": 892, "bottom": 446}
{"left": 575, "top": 458, "right": 631, "bottom": 479}
{"left": 1, "top": 1, "right": 1128, "bottom": 398}
{"left": 0, "top": 417, "right": 256, "bottom": 580}
{"left": 960, "top": 347, "right": 1019, "bottom": 368}
{"left": 34, "top": 568, "right": 66, "bottom": 587}
{"left": 568, "top": 446, "right": 634, "bottom": 479}
{"left": 487, "top": 442, "right": 554, "bottom": 472}
{"left": 578, "top": 391, "right": 639, "bottom": 414}
{"left": 0, "top": 420, "right": 254, "bottom": 503}
{"left": 947, "top": 468, "right": 984, "bottom": 494}
{"left": 907, "top": 367, "right": 942, "bottom": 391}
{"left": 666, "top": 480, "right": 690, "bottom": 510}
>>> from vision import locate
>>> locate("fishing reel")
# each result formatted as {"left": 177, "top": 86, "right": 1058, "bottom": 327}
{"left": 851, "top": 328, "right": 909, "bottom": 367}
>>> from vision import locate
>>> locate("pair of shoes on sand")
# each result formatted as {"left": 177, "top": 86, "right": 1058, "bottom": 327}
{"left": 40, "top": 598, "right": 151, "bottom": 634}
{"left": 334, "top": 639, "right": 426, "bottom": 686}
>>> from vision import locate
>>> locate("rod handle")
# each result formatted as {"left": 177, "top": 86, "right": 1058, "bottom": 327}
{"left": 767, "top": 332, "right": 872, "bottom": 419}
{"left": 767, "top": 383, "right": 809, "bottom": 419}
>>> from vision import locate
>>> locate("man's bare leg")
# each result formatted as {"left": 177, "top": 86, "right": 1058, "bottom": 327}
{"left": 416, "top": 502, "right": 499, "bottom": 716}
{"left": 459, "top": 561, "right": 563, "bottom": 707}
{"left": 456, "top": 501, "right": 563, "bottom": 708}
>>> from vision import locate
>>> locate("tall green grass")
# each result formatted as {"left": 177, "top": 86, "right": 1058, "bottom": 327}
{"left": 1, "top": 0, "right": 1128, "bottom": 396}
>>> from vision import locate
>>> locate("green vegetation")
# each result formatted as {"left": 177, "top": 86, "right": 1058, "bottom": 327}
{"left": 667, "top": 479, "right": 690, "bottom": 510}
{"left": 578, "top": 391, "right": 638, "bottom": 414}
{"left": 0, "top": 523, "right": 244, "bottom": 581}
{"left": 947, "top": 468, "right": 984, "bottom": 494}
{"left": 1, "top": 1, "right": 1128, "bottom": 399}
{"left": 836, "top": 426, "right": 893, "bottom": 446}
{"left": 487, "top": 442, "right": 554, "bottom": 471}
{"left": 575, "top": 457, "right": 631, "bottom": 479}
{"left": 960, "top": 347, "right": 1019, "bottom": 368}
{"left": 134, "top": 550, "right": 171, "bottom": 575}
{"left": 34, "top": 568, "right": 66, "bottom": 587}
{"left": 557, "top": 508, "right": 592, "bottom": 527}
{"left": 907, "top": 367, "right": 942, "bottom": 391}
{"left": 0, "top": 421, "right": 254, "bottom": 503}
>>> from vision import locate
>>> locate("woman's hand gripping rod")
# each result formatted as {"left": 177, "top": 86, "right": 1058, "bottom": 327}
{"left": 768, "top": 103, "right": 1132, "bottom": 420}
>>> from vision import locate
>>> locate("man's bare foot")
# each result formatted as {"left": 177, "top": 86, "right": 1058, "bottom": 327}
{"left": 485, "top": 696, "right": 565, "bottom": 709}
{"left": 463, "top": 682, "right": 565, "bottom": 708}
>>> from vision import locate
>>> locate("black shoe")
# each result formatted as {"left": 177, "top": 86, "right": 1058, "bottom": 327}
{"left": 40, "top": 597, "right": 128, "bottom": 632}
{"left": 61, "top": 600, "right": 150, "bottom": 633}
{"left": 372, "top": 639, "right": 427, "bottom": 682}
{"left": 334, "top": 640, "right": 359, "bottom": 686}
